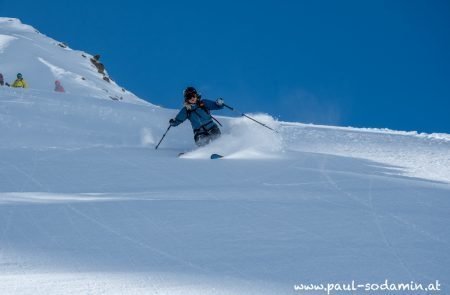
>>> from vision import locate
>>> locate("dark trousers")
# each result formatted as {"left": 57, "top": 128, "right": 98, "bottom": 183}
{"left": 194, "top": 124, "right": 221, "bottom": 146}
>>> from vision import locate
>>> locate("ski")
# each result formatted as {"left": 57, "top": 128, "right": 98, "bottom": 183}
{"left": 210, "top": 153, "right": 224, "bottom": 159}
{"left": 179, "top": 153, "right": 223, "bottom": 159}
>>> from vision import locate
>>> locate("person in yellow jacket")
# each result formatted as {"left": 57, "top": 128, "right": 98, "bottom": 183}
{"left": 11, "top": 73, "right": 28, "bottom": 88}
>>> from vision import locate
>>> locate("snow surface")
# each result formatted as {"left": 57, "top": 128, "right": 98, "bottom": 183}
{"left": 1, "top": 18, "right": 449, "bottom": 295}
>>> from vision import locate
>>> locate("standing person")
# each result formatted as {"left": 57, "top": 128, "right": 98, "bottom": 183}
{"left": 11, "top": 73, "right": 28, "bottom": 88}
{"left": 169, "top": 86, "right": 225, "bottom": 146}
{"left": 54, "top": 80, "right": 65, "bottom": 92}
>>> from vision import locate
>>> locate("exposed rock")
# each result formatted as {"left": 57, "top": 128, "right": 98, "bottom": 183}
{"left": 89, "top": 54, "right": 114, "bottom": 83}
{"left": 109, "top": 95, "right": 123, "bottom": 101}
{"left": 90, "top": 55, "right": 105, "bottom": 75}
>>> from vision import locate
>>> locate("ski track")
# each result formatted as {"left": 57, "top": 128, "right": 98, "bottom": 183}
{"left": 66, "top": 203, "right": 211, "bottom": 274}
{"left": 0, "top": 159, "right": 47, "bottom": 192}
{"left": 317, "top": 164, "right": 429, "bottom": 279}
{"left": 367, "top": 177, "right": 415, "bottom": 280}
{"left": 389, "top": 188, "right": 450, "bottom": 246}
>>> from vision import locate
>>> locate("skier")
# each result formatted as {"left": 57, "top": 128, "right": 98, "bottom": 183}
{"left": 169, "top": 86, "right": 225, "bottom": 146}
{"left": 54, "top": 80, "right": 65, "bottom": 92}
{"left": 0, "top": 73, "right": 4, "bottom": 86}
{"left": 11, "top": 73, "right": 28, "bottom": 88}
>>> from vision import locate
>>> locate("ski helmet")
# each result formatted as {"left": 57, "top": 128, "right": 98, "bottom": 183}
{"left": 17, "top": 73, "right": 23, "bottom": 79}
{"left": 183, "top": 86, "right": 198, "bottom": 100}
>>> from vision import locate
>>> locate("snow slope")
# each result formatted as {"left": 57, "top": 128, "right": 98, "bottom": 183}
{"left": 0, "top": 17, "right": 146, "bottom": 104}
{"left": 1, "top": 18, "right": 449, "bottom": 295}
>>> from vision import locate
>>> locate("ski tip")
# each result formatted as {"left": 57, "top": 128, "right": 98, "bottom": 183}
{"left": 210, "top": 153, "right": 224, "bottom": 159}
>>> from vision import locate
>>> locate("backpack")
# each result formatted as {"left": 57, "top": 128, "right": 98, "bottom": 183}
{"left": 186, "top": 100, "right": 222, "bottom": 127}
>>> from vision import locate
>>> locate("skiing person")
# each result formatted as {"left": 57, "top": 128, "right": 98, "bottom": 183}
{"left": 0, "top": 73, "right": 4, "bottom": 86}
{"left": 169, "top": 86, "right": 225, "bottom": 146}
{"left": 54, "top": 80, "right": 65, "bottom": 92}
{"left": 11, "top": 73, "right": 28, "bottom": 88}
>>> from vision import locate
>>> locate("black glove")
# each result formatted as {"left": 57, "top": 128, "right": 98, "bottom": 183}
{"left": 169, "top": 118, "right": 177, "bottom": 126}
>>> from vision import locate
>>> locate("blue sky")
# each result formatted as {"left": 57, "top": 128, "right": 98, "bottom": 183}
{"left": 1, "top": 0, "right": 449, "bottom": 133}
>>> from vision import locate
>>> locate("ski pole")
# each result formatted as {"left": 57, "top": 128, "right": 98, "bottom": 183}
{"left": 211, "top": 115, "right": 223, "bottom": 127}
{"left": 155, "top": 125, "right": 171, "bottom": 150}
{"left": 223, "top": 103, "right": 278, "bottom": 133}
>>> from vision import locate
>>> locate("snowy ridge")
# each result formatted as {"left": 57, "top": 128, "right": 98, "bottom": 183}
{"left": 0, "top": 17, "right": 148, "bottom": 104}
{"left": 282, "top": 121, "right": 450, "bottom": 142}
{"left": 1, "top": 19, "right": 449, "bottom": 295}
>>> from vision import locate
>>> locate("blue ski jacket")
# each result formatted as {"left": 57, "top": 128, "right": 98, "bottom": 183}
{"left": 172, "top": 99, "right": 223, "bottom": 133}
